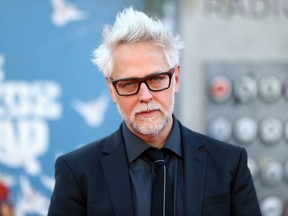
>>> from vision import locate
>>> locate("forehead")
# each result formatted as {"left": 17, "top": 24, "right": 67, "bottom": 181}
{"left": 111, "top": 42, "right": 169, "bottom": 78}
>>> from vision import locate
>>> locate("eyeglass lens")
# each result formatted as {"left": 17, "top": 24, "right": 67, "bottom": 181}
{"left": 113, "top": 70, "right": 174, "bottom": 96}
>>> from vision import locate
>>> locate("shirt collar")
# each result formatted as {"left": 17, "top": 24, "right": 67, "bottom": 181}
{"left": 122, "top": 116, "right": 182, "bottom": 163}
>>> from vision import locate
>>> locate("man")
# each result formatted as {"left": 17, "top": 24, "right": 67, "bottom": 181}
{"left": 48, "top": 7, "right": 261, "bottom": 216}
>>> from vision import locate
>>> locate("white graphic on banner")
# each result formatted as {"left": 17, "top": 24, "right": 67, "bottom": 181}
{"left": 40, "top": 174, "right": 55, "bottom": 192}
{"left": 0, "top": 54, "right": 62, "bottom": 176}
{"left": 0, "top": 172, "right": 16, "bottom": 188}
{"left": 15, "top": 176, "right": 50, "bottom": 216}
{"left": 72, "top": 92, "right": 110, "bottom": 127}
{"left": 0, "top": 53, "right": 61, "bottom": 215}
{"left": 51, "top": 0, "right": 87, "bottom": 27}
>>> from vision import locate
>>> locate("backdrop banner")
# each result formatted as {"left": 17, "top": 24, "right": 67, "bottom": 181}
{"left": 0, "top": 1, "right": 145, "bottom": 215}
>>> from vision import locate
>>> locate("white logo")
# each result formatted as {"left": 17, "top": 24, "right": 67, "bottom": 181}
{"left": 72, "top": 92, "right": 110, "bottom": 127}
{"left": 51, "top": 0, "right": 87, "bottom": 27}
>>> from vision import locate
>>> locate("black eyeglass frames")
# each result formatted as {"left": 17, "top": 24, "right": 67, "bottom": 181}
{"left": 109, "top": 67, "right": 175, "bottom": 96}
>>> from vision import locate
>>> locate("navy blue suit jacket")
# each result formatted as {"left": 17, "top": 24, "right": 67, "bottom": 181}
{"left": 48, "top": 120, "right": 261, "bottom": 216}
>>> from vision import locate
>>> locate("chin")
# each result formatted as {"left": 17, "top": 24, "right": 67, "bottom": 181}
{"left": 133, "top": 118, "right": 167, "bottom": 136}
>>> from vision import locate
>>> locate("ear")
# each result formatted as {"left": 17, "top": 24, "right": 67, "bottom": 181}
{"left": 106, "top": 78, "right": 117, "bottom": 104}
{"left": 174, "top": 64, "right": 181, "bottom": 94}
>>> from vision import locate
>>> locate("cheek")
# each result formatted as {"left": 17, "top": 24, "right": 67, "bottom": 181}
{"left": 163, "top": 98, "right": 174, "bottom": 110}
{"left": 155, "top": 92, "right": 174, "bottom": 110}
{"left": 115, "top": 97, "right": 136, "bottom": 115}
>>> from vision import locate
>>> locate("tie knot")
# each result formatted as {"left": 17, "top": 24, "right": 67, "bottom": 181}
{"left": 145, "top": 148, "right": 165, "bottom": 167}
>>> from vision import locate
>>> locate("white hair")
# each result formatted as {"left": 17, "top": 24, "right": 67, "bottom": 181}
{"left": 92, "top": 7, "right": 184, "bottom": 77}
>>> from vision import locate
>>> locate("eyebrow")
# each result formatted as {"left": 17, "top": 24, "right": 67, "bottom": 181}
{"left": 110, "top": 70, "right": 168, "bottom": 81}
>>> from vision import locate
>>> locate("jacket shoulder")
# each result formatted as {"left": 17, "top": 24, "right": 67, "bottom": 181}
{"left": 58, "top": 126, "right": 123, "bottom": 165}
{"left": 179, "top": 122, "right": 244, "bottom": 155}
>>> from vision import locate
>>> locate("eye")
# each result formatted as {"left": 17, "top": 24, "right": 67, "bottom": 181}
{"left": 149, "top": 74, "right": 167, "bottom": 82}
{"left": 117, "top": 80, "right": 138, "bottom": 89}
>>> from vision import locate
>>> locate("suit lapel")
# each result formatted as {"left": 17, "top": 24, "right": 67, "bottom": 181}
{"left": 101, "top": 131, "right": 134, "bottom": 216}
{"left": 181, "top": 126, "right": 207, "bottom": 216}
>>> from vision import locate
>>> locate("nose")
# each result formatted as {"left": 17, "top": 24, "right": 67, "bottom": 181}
{"left": 138, "top": 82, "right": 153, "bottom": 102}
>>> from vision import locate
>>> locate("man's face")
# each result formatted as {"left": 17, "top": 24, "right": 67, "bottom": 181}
{"left": 107, "top": 42, "right": 180, "bottom": 138}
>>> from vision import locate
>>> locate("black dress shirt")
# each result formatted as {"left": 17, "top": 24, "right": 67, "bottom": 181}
{"left": 122, "top": 119, "right": 184, "bottom": 216}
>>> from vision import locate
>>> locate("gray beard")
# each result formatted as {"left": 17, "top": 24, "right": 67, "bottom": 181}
{"left": 116, "top": 97, "right": 174, "bottom": 136}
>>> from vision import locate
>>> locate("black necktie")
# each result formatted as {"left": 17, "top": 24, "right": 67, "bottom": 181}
{"left": 145, "top": 148, "right": 173, "bottom": 216}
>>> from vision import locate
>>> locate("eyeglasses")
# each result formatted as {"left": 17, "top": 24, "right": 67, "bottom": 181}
{"left": 109, "top": 67, "right": 175, "bottom": 96}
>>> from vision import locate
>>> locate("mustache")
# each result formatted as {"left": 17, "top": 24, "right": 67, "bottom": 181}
{"left": 133, "top": 102, "right": 161, "bottom": 114}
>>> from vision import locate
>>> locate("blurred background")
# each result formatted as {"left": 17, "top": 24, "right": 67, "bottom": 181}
{"left": 0, "top": 0, "right": 288, "bottom": 215}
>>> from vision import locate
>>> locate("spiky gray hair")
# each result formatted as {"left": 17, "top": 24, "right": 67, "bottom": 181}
{"left": 92, "top": 7, "right": 184, "bottom": 77}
